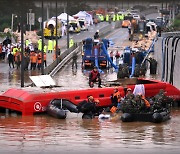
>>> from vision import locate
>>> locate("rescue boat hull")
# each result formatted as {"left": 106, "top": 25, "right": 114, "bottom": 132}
{"left": 0, "top": 78, "right": 179, "bottom": 116}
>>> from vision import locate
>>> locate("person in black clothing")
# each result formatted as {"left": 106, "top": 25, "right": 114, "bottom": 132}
{"left": 8, "top": 52, "right": 14, "bottom": 68}
{"left": 72, "top": 52, "right": 77, "bottom": 69}
{"left": 89, "top": 66, "right": 102, "bottom": 88}
{"left": 94, "top": 30, "right": 99, "bottom": 39}
{"left": 77, "top": 95, "right": 100, "bottom": 119}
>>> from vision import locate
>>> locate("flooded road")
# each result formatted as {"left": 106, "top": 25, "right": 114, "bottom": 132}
{"left": 0, "top": 108, "right": 180, "bottom": 154}
{"left": 0, "top": 22, "right": 180, "bottom": 154}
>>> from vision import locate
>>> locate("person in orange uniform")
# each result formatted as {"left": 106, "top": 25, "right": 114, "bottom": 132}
{"left": 14, "top": 51, "right": 21, "bottom": 69}
{"left": 111, "top": 87, "right": 122, "bottom": 108}
{"left": 37, "top": 52, "right": 42, "bottom": 70}
{"left": 30, "top": 51, "right": 37, "bottom": 70}
{"left": 44, "top": 52, "right": 47, "bottom": 67}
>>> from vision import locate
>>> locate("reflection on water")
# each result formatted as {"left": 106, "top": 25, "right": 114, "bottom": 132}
{"left": 0, "top": 109, "right": 180, "bottom": 154}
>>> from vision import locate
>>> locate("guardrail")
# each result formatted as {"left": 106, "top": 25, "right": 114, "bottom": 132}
{"left": 161, "top": 31, "right": 180, "bottom": 37}
{"left": 49, "top": 44, "right": 81, "bottom": 76}
{"left": 44, "top": 44, "right": 78, "bottom": 75}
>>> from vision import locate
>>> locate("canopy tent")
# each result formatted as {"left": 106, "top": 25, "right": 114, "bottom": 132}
{"left": 57, "top": 13, "right": 75, "bottom": 22}
{"left": 73, "top": 11, "right": 93, "bottom": 25}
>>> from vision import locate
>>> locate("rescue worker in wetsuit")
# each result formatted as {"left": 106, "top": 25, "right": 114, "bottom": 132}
{"left": 76, "top": 95, "right": 100, "bottom": 119}
{"left": 89, "top": 66, "right": 102, "bottom": 88}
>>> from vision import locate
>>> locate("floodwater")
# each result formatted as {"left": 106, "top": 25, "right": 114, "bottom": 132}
{"left": 0, "top": 108, "right": 180, "bottom": 154}
{"left": 0, "top": 25, "right": 180, "bottom": 154}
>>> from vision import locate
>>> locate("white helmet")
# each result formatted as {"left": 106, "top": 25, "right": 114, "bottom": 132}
{"left": 96, "top": 30, "right": 99, "bottom": 33}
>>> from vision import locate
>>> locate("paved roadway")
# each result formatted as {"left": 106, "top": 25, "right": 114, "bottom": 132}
{"left": 0, "top": 12, "right": 160, "bottom": 93}
{"left": 0, "top": 22, "right": 110, "bottom": 93}
{"left": 53, "top": 26, "right": 131, "bottom": 91}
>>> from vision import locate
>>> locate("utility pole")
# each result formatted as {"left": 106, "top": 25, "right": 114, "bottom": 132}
{"left": 47, "top": 3, "right": 49, "bottom": 20}
{"left": 55, "top": 0, "right": 58, "bottom": 64}
{"left": 41, "top": 0, "right": 44, "bottom": 75}
{"left": 29, "top": 9, "right": 32, "bottom": 31}
{"left": 20, "top": 2, "right": 24, "bottom": 87}
{"left": 67, "top": 0, "right": 69, "bottom": 49}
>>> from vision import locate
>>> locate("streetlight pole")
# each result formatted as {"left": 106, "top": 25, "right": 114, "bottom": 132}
{"left": 41, "top": 0, "right": 44, "bottom": 75}
{"left": 11, "top": 14, "right": 14, "bottom": 32}
{"left": 29, "top": 9, "right": 32, "bottom": 31}
{"left": 11, "top": 14, "right": 17, "bottom": 32}
{"left": 67, "top": 0, "right": 69, "bottom": 49}
{"left": 20, "top": 4, "right": 24, "bottom": 87}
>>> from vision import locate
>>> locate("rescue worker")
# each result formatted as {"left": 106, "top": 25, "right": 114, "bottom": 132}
{"left": 111, "top": 87, "right": 122, "bottom": 108}
{"left": 72, "top": 52, "right": 77, "bottom": 69}
{"left": 44, "top": 52, "right": 47, "bottom": 67}
{"left": 8, "top": 51, "right": 14, "bottom": 68}
{"left": 125, "top": 88, "right": 132, "bottom": 98}
{"left": 105, "top": 14, "right": 109, "bottom": 22}
{"left": 113, "top": 14, "right": 116, "bottom": 22}
{"left": 37, "top": 52, "right": 42, "bottom": 70}
{"left": 48, "top": 39, "right": 53, "bottom": 53}
{"left": 14, "top": 51, "right": 21, "bottom": 69}
{"left": 115, "top": 50, "right": 120, "bottom": 66}
{"left": 25, "top": 39, "right": 30, "bottom": 48}
{"left": 44, "top": 44, "right": 47, "bottom": 53}
{"left": 89, "top": 66, "right": 102, "bottom": 88}
{"left": 94, "top": 30, "right": 99, "bottom": 39}
{"left": 69, "top": 37, "right": 74, "bottom": 48}
{"left": 38, "top": 38, "right": 42, "bottom": 51}
{"left": 24, "top": 52, "right": 30, "bottom": 70}
{"left": 77, "top": 95, "right": 99, "bottom": 119}
{"left": 30, "top": 51, "right": 37, "bottom": 70}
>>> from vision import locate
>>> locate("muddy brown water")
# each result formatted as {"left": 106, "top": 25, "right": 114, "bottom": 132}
{"left": 0, "top": 108, "right": 180, "bottom": 154}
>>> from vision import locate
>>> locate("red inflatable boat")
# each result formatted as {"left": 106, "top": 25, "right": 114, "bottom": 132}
{"left": 0, "top": 78, "right": 179, "bottom": 116}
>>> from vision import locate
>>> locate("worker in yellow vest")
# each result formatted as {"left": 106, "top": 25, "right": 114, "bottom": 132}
{"left": 44, "top": 44, "right": 47, "bottom": 53}
{"left": 48, "top": 39, "right": 53, "bottom": 53}
{"left": 116, "top": 14, "right": 120, "bottom": 21}
{"left": 38, "top": 38, "right": 42, "bottom": 51}
{"left": 25, "top": 39, "right": 30, "bottom": 47}
{"left": 113, "top": 14, "right": 116, "bottom": 22}
{"left": 106, "top": 14, "right": 109, "bottom": 22}
{"left": 13, "top": 46, "right": 18, "bottom": 55}
{"left": 69, "top": 37, "right": 74, "bottom": 48}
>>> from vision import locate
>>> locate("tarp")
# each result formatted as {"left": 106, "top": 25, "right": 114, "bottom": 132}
{"left": 73, "top": 11, "right": 93, "bottom": 25}
{"left": 57, "top": 13, "right": 75, "bottom": 21}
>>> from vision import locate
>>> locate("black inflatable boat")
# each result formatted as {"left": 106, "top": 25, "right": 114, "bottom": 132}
{"left": 47, "top": 99, "right": 79, "bottom": 119}
{"left": 121, "top": 109, "right": 171, "bottom": 123}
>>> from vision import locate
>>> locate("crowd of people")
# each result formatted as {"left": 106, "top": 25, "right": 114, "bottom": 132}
{"left": 76, "top": 84, "right": 173, "bottom": 119}
{"left": 0, "top": 37, "right": 60, "bottom": 71}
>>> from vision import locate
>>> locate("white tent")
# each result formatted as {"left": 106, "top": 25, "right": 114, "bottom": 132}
{"left": 57, "top": 13, "right": 75, "bottom": 21}
{"left": 73, "top": 11, "right": 93, "bottom": 25}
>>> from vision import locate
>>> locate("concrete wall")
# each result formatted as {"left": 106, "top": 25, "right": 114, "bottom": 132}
{"left": 154, "top": 36, "right": 180, "bottom": 89}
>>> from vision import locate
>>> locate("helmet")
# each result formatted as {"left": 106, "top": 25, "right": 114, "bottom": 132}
{"left": 96, "top": 30, "right": 99, "bottom": 33}
{"left": 127, "top": 88, "right": 132, "bottom": 91}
